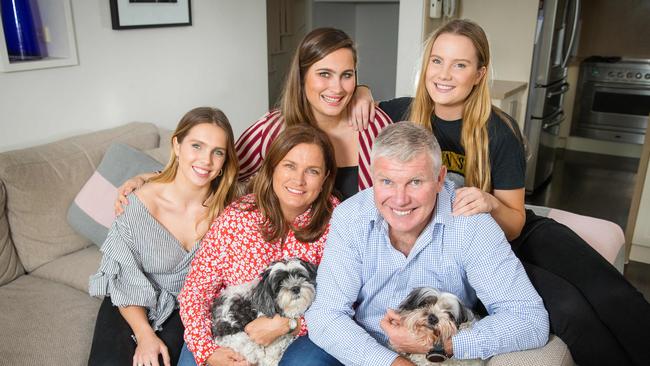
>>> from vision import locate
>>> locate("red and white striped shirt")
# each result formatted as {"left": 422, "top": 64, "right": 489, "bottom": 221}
{"left": 235, "top": 108, "right": 393, "bottom": 190}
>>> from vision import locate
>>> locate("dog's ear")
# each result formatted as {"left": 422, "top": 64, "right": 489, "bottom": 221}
{"left": 300, "top": 259, "right": 318, "bottom": 280}
{"left": 399, "top": 287, "right": 434, "bottom": 312}
{"left": 455, "top": 305, "right": 475, "bottom": 327}
{"left": 251, "top": 267, "right": 282, "bottom": 316}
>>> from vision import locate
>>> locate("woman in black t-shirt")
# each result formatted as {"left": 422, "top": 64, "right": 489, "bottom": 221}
{"left": 355, "top": 19, "right": 650, "bottom": 366}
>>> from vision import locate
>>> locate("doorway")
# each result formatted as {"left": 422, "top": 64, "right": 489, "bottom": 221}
{"left": 266, "top": 0, "right": 399, "bottom": 108}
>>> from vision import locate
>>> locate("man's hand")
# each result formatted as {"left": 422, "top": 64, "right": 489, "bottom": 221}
{"left": 390, "top": 356, "right": 416, "bottom": 366}
{"left": 206, "top": 347, "right": 250, "bottom": 366}
{"left": 380, "top": 309, "right": 431, "bottom": 354}
{"left": 244, "top": 315, "right": 289, "bottom": 346}
{"left": 132, "top": 332, "right": 170, "bottom": 366}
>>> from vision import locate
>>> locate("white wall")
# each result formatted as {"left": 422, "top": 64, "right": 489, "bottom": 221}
{"left": 460, "top": 0, "right": 538, "bottom": 124}
{"left": 395, "top": 0, "right": 427, "bottom": 97}
{"left": 0, "top": 0, "right": 268, "bottom": 152}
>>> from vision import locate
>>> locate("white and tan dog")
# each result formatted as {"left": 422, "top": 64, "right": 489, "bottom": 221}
{"left": 394, "top": 287, "right": 484, "bottom": 366}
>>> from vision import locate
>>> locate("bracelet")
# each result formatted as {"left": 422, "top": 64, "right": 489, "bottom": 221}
{"left": 287, "top": 317, "right": 298, "bottom": 333}
{"left": 426, "top": 342, "right": 452, "bottom": 362}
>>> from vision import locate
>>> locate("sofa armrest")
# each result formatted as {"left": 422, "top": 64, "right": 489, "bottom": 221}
{"left": 525, "top": 204, "right": 624, "bottom": 266}
{"left": 487, "top": 335, "right": 574, "bottom": 366}
{"left": 0, "top": 181, "right": 24, "bottom": 286}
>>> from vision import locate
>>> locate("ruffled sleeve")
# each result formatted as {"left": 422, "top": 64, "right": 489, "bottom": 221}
{"left": 88, "top": 215, "right": 172, "bottom": 331}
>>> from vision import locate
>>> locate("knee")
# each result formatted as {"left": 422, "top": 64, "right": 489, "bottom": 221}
{"left": 279, "top": 337, "right": 308, "bottom": 366}
{"left": 280, "top": 336, "right": 341, "bottom": 366}
{"left": 546, "top": 294, "right": 595, "bottom": 337}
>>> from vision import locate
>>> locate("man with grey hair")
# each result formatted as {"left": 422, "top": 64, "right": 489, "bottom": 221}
{"left": 296, "top": 122, "right": 548, "bottom": 366}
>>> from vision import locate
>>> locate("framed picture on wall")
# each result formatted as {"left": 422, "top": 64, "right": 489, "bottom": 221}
{"left": 109, "top": 0, "right": 191, "bottom": 30}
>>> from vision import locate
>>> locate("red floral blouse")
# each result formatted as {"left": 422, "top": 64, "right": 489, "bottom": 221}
{"left": 178, "top": 194, "right": 339, "bottom": 365}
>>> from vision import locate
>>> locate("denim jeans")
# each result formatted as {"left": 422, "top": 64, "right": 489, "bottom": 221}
{"left": 279, "top": 336, "right": 344, "bottom": 366}
{"left": 178, "top": 336, "right": 342, "bottom": 366}
{"left": 177, "top": 343, "right": 197, "bottom": 366}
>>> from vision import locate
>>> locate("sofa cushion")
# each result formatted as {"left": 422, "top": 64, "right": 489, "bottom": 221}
{"left": 526, "top": 204, "right": 624, "bottom": 265}
{"left": 144, "top": 128, "right": 173, "bottom": 164}
{"left": 0, "top": 122, "right": 159, "bottom": 272}
{"left": 0, "top": 275, "right": 101, "bottom": 366}
{"left": 0, "top": 182, "right": 24, "bottom": 286}
{"left": 31, "top": 246, "right": 102, "bottom": 294}
{"left": 67, "top": 143, "right": 163, "bottom": 247}
{"left": 487, "top": 334, "right": 574, "bottom": 366}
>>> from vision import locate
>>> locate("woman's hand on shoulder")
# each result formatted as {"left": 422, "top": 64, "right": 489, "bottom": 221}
{"left": 114, "top": 172, "right": 157, "bottom": 215}
{"left": 132, "top": 332, "right": 171, "bottom": 366}
{"left": 347, "top": 85, "right": 376, "bottom": 131}
{"left": 206, "top": 347, "right": 251, "bottom": 366}
{"left": 452, "top": 187, "right": 498, "bottom": 216}
{"left": 244, "top": 314, "right": 290, "bottom": 346}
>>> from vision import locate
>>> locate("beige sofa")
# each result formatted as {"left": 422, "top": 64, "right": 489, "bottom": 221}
{"left": 0, "top": 122, "right": 163, "bottom": 366}
{"left": 0, "top": 122, "right": 586, "bottom": 366}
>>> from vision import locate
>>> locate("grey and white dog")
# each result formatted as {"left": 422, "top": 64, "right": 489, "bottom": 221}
{"left": 394, "top": 287, "right": 484, "bottom": 366}
{"left": 210, "top": 258, "right": 317, "bottom": 366}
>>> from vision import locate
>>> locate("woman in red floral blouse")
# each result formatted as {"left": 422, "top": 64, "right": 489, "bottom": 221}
{"left": 178, "top": 125, "right": 339, "bottom": 366}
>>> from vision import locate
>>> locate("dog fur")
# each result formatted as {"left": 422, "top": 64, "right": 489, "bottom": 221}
{"left": 394, "top": 287, "right": 484, "bottom": 366}
{"left": 210, "top": 258, "right": 317, "bottom": 366}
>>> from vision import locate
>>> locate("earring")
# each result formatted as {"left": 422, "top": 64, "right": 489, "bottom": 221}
{"left": 217, "top": 169, "right": 223, "bottom": 177}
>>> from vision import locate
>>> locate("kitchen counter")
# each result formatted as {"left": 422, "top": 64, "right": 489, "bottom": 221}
{"left": 490, "top": 80, "right": 528, "bottom": 128}
{"left": 491, "top": 80, "right": 528, "bottom": 100}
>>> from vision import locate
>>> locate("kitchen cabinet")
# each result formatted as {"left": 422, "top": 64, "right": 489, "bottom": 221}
{"left": 490, "top": 80, "right": 527, "bottom": 128}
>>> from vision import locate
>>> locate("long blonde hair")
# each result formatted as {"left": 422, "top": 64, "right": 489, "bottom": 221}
{"left": 279, "top": 27, "right": 357, "bottom": 127}
{"left": 151, "top": 107, "right": 239, "bottom": 224}
{"left": 408, "top": 19, "right": 493, "bottom": 191}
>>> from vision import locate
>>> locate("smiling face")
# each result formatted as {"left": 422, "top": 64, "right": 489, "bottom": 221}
{"left": 373, "top": 152, "right": 446, "bottom": 247}
{"left": 272, "top": 143, "right": 328, "bottom": 221}
{"left": 425, "top": 33, "right": 486, "bottom": 120}
{"left": 303, "top": 47, "right": 356, "bottom": 123}
{"left": 173, "top": 123, "right": 228, "bottom": 189}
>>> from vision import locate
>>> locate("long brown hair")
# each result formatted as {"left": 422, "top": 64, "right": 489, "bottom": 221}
{"left": 151, "top": 107, "right": 239, "bottom": 223}
{"left": 252, "top": 125, "right": 337, "bottom": 243}
{"left": 408, "top": 19, "right": 493, "bottom": 191}
{"left": 279, "top": 27, "right": 357, "bottom": 127}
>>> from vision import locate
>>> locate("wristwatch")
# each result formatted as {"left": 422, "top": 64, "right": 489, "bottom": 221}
{"left": 426, "top": 342, "right": 452, "bottom": 362}
{"left": 287, "top": 317, "right": 298, "bottom": 333}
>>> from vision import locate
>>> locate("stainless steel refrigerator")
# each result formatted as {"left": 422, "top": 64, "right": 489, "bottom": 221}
{"left": 523, "top": 0, "right": 580, "bottom": 193}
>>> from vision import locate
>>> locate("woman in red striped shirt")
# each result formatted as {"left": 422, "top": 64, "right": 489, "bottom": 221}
{"left": 235, "top": 27, "right": 392, "bottom": 200}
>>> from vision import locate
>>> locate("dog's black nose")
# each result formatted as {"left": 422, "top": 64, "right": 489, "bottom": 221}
{"left": 291, "top": 286, "right": 301, "bottom": 294}
{"left": 428, "top": 314, "right": 438, "bottom": 325}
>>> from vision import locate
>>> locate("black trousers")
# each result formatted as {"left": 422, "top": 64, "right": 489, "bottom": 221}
{"left": 511, "top": 210, "right": 650, "bottom": 366}
{"left": 88, "top": 297, "right": 185, "bottom": 366}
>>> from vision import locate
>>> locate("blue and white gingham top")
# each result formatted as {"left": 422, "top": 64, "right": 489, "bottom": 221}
{"left": 89, "top": 194, "right": 199, "bottom": 331}
{"left": 305, "top": 181, "right": 549, "bottom": 365}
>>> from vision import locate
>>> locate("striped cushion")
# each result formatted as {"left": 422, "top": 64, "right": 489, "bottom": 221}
{"left": 67, "top": 143, "right": 163, "bottom": 247}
